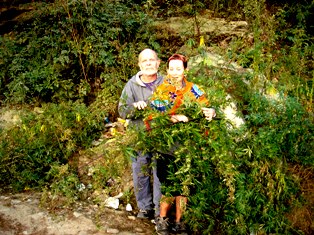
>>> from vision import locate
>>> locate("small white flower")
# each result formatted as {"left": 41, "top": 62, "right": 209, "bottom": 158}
{"left": 87, "top": 167, "right": 95, "bottom": 176}
{"left": 77, "top": 183, "right": 86, "bottom": 192}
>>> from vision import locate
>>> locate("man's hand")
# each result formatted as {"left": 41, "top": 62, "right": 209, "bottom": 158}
{"left": 170, "top": 114, "right": 189, "bottom": 123}
{"left": 133, "top": 101, "right": 147, "bottom": 110}
{"left": 201, "top": 107, "right": 216, "bottom": 121}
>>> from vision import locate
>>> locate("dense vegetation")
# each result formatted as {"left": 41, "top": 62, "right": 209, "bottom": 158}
{"left": 0, "top": 0, "right": 313, "bottom": 234}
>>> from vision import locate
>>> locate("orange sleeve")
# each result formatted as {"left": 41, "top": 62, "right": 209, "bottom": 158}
{"left": 198, "top": 94, "right": 209, "bottom": 106}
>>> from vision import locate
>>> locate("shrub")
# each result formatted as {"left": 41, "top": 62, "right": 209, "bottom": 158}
{"left": 0, "top": 0, "right": 159, "bottom": 105}
{"left": 129, "top": 60, "right": 313, "bottom": 233}
{"left": 0, "top": 102, "right": 105, "bottom": 191}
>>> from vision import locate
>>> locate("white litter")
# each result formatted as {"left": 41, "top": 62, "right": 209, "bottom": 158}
{"left": 104, "top": 197, "right": 119, "bottom": 209}
{"left": 126, "top": 203, "right": 132, "bottom": 211}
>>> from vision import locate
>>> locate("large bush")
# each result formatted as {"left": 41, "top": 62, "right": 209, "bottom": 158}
{"left": 0, "top": 0, "right": 158, "bottom": 105}
{"left": 0, "top": 102, "right": 105, "bottom": 190}
{"left": 132, "top": 62, "right": 313, "bottom": 233}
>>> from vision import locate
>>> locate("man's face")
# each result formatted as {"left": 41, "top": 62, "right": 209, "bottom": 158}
{"left": 138, "top": 50, "right": 160, "bottom": 76}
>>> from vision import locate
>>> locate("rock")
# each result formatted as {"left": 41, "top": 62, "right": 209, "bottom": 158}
{"left": 154, "top": 11, "right": 249, "bottom": 45}
{"left": 134, "top": 227, "right": 144, "bottom": 232}
{"left": 11, "top": 199, "right": 21, "bottom": 204}
{"left": 113, "top": 192, "right": 124, "bottom": 199}
{"left": 222, "top": 95, "right": 245, "bottom": 129}
{"left": 118, "top": 232, "right": 141, "bottom": 235}
{"left": 106, "top": 228, "right": 119, "bottom": 234}
{"left": 0, "top": 109, "right": 22, "bottom": 129}
{"left": 30, "top": 212, "right": 45, "bottom": 221}
{"left": 128, "top": 215, "right": 136, "bottom": 220}
{"left": 92, "top": 140, "right": 103, "bottom": 146}
{"left": 73, "top": 211, "right": 83, "bottom": 218}
{"left": 126, "top": 203, "right": 132, "bottom": 212}
{"left": 104, "top": 197, "right": 119, "bottom": 209}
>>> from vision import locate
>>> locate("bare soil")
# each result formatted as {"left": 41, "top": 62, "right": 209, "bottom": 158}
{"left": 0, "top": 191, "right": 156, "bottom": 235}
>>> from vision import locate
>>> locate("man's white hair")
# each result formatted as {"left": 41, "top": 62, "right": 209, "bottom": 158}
{"left": 138, "top": 48, "right": 158, "bottom": 62}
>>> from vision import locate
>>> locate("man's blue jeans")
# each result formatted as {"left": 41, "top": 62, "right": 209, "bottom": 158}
{"left": 132, "top": 151, "right": 161, "bottom": 217}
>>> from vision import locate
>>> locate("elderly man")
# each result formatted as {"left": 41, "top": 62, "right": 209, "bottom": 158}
{"left": 118, "top": 48, "right": 163, "bottom": 219}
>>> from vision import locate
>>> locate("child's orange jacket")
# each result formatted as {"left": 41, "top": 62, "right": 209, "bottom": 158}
{"left": 149, "top": 76, "right": 209, "bottom": 115}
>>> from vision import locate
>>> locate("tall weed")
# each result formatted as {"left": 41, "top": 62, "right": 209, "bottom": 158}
{"left": 0, "top": 102, "right": 105, "bottom": 191}
{"left": 130, "top": 59, "right": 313, "bottom": 233}
{"left": 226, "top": 0, "right": 313, "bottom": 112}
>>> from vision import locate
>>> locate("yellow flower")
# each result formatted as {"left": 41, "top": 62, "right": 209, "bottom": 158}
{"left": 118, "top": 118, "right": 129, "bottom": 127}
{"left": 40, "top": 125, "right": 46, "bottom": 132}
{"left": 76, "top": 113, "right": 81, "bottom": 122}
{"left": 199, "top": 36, "right": 205, "bottom": 47}
{"left": 110, "top": 127, "right": 117, "bottom": 136}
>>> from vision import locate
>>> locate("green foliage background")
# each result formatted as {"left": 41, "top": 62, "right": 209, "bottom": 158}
{"left": 0, "top": 0, "right": 157, "bottom": 105}
{"left": 0, "top": 0, "right": 313, "bottom": 234}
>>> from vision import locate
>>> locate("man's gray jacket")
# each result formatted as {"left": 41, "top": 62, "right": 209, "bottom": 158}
{"left": 118, "top": 71, "right": 164, "bottom": 126}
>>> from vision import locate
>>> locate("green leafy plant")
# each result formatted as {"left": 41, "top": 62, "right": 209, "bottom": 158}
{"left": 0, "top": 101, "right": 105, "bottom": 191}
{"left": 128, "top": 58, "right": 313, "bottom": 233}
{"left": 0, "top": 0, "right": 159, "bottom": 105}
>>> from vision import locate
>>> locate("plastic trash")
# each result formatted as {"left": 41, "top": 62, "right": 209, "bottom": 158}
{"left": 104, "top": 197, "right": 119, "bottom": 209}
{"left": 126, "top": 203, "right": 132, "bottom": 211}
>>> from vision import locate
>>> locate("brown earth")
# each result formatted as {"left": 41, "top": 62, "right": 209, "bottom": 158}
{"left": 0, "top": 191, "right": 156, "bottom": 235}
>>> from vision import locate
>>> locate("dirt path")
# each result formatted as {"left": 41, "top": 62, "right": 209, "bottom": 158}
{"left": 0, "top": 192, "right": 156, "bottom": 235}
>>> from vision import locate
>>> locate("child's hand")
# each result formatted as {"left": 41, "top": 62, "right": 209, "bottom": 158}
{"left": 170, "top": 114, "right": 189, "bottom": 123}
{"left": 201, "top": 107, "right": 216, "bottom": 121}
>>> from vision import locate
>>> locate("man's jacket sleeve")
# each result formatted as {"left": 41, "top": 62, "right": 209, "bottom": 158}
{"left": 118, "top": 83, "right": 136, "bottom": 119}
